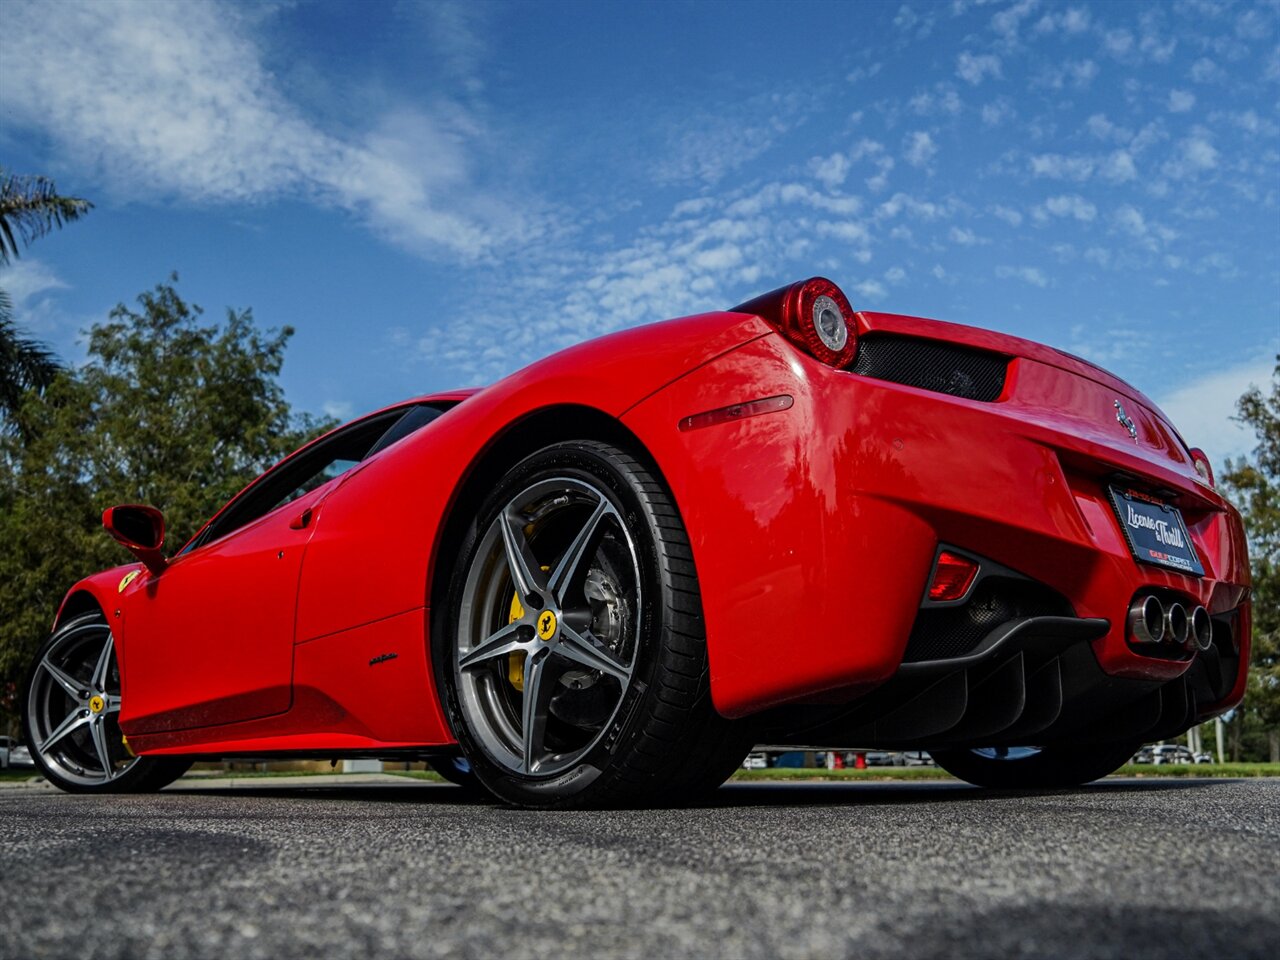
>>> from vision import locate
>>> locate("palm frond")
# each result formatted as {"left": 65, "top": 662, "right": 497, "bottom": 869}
{"left": 0, "top": 169, "right": 94, "bottom": 265}
{"left": 0, "top": 309, "right": 64, "bottom": 417}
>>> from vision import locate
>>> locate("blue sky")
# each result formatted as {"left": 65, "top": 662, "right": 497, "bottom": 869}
{"left": 2, "top": 0, "right": 1277, "bottom": 468}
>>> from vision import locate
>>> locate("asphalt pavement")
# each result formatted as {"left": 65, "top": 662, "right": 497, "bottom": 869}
{"left": 1, "top": 775, "right": 1276, "bottom": 959}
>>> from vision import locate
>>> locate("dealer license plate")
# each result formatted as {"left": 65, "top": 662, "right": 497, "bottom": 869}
{"left": 1108, "top": 485, "right": 1204, "bottom": 577}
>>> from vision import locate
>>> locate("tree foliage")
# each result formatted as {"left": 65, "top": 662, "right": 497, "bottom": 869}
{"left": 1220, "top": 355, "right": 1280, "bottom": 748}
{"left": 0, "top": 277, "right": 328, "bottom": 721}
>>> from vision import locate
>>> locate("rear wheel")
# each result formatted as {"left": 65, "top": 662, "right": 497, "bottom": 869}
{"left": 23, "top": 611, "right": 190, "bottom": 793}
{"left": 436, "top": 440, "right": 750, "bottom": 808}
{"left": 929, "top": 740, "right": 1142, "bottom": 789}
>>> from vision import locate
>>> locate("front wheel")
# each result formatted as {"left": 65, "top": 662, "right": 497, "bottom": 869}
{"left": 23, "top": 611, "right": 190, "bottom": 793}
{"left": 929, "top": 740, "right": 1142, "bottom": 789}
{"left": 436, "top": 440, "right": 750, "bottom": 808}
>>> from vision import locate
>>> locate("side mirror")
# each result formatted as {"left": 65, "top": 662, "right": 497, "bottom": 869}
{"left": 102, "top": 504, "right": 168, "bottom": 576}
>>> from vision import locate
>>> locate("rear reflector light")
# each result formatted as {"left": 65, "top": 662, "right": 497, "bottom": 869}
{"left": 928, "top": 551, "right": 980, "bottom": 601}
{"left": 679, "top": 395, "right": 793, "bottom": 432}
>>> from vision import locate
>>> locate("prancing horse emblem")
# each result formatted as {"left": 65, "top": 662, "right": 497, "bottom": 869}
{"left": 1114, "top": 400, "right": 1138, "bottom": 441}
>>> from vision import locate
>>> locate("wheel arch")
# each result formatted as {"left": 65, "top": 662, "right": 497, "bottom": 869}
{"left": 54, "top": 590, "right": 105, "bottom": 628}
{"left": 426, "top": 402, "right": 668, "bottom": 620}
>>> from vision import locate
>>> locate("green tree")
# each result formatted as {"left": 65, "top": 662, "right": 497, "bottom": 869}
{"left": 1220, "top": 355, "right": 1280, "bottom": 761}
{"left": 0, "top": 170, "right": 93, "bottom": 423}
{"left": 0, "top": 277, "right": 328, "bottom": 728}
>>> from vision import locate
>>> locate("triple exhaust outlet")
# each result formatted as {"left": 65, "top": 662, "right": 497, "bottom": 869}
{"left": 1128, "top": 595, "right": 1212, "bottom": 652}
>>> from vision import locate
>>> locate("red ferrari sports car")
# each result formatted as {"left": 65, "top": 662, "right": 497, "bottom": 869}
{"left": 23, "top": 277, "right": 1250, "bottom": 806}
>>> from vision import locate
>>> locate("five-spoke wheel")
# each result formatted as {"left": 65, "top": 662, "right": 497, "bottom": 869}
{"left": 438, "top": 440, "right": 750, "bottom": 808}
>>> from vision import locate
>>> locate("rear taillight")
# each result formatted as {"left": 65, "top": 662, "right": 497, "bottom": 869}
{"left": 1189, "top": 447, "right": 1214, "bottom": 487}
{"left": 730, "top": 277, "right": 858, "bottom": 367}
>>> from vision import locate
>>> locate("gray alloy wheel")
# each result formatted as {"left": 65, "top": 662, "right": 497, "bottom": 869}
{"left": 455, "top": 475, "right": 642, "bottom": 779}
{"left": 24, "top": 611, "right": 190, "bottom": 793}
{"left": 438, "top": 440, "right": 752, "bottom": 809}
{"left": 25, "top": 612, "right": 138, "bottom": 787}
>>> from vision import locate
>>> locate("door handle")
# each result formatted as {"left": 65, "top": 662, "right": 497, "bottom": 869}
{"left": 289, "top": 507, "right": 313, "bottom": 530}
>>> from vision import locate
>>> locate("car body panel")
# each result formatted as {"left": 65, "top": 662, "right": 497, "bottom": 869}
{"left": 49, "top": 302, "right": 1250, "bottom": 758}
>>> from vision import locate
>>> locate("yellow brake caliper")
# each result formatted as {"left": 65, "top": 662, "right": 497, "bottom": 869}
{"left": 507, "top": 592, "right": 527, "bottom": 691}
{"left": 507, "top": 563, "right": 551, "bottom": 692}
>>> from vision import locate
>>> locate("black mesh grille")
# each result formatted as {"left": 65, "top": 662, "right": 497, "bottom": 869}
{"left": 902, "top": 578, "right": 1073, "bottom": 663}
{"left": 851, "top": 334, "right": 1008, "bottom": 402}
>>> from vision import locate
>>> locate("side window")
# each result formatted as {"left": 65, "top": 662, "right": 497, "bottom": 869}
{"left": 186, "top": 404, "right": 448, "bottom": 552}
{"left": 185, "top": 407, "right": 432, "bottom": 555}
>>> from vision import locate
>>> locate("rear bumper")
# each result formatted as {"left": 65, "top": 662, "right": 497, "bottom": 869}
{"left": 623, "top": 333, "right": 1251, "bottom": 721}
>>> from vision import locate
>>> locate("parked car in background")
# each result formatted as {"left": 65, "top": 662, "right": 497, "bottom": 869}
{"left": 1132, "top": 746, "right": 1155, "bottom": 764}
{"left": 864, "top": 751, "right": 905, "bottom": 767}
{"left": 1152, "top": 745, "right": 1194, "bottom": 765}
{"left": 741, "top": 752, "right": 768, "bottom": 770}
{"left": 1194, "top": 752, "right": 1214, "bottom": 764}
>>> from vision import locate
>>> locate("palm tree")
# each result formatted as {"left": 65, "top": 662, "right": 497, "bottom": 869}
{"left": 0, "top": 170, "right": 93, "bottom": 421}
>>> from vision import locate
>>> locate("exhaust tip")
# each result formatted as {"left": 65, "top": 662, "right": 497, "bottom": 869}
{"left": 1190, "top": 606, "right": 1213, "bottom": 651}
{"left": 1165, "top": 602, "right": 1189, "bottom": 647}
{"left": 1128, "top": 595, "right": 1165, "bottom": 645}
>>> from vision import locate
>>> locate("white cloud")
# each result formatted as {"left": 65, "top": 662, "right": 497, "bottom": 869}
{"left": 949, "top": 226, "right": 984, "bottom": 245}
{"left": 1156, "top": 354, "right": 1278, "bottom": 466}
{"left": 904, "top": 131, "right": 938, "bottom": 168}
{"left": 1029, "top": 153, "right": 1095, "bottom": 181}
{"left": 1099, "top": 150, "right": 1137, "bottom": 183}
{"left": 1104, "top": 29, "right": 1134, "bottom": 57}
{"left": 1040, "top": 194, "right": 1097, "bottom": 221}
{"left": 884, "top": 266, "right": 906, "bottom": 283}
{"left": 0, "top": 258, "right": 75, "bottom": 343}
{"left": 654, "top": 97, "right": 804, "bottom": 186}
{"left": 1034, "top": 7, "right": 1091, "bottom": 34}
{"left": 854, "top": 279, "right": 888, "bottom": 301}
{"left": 1040, "top": 59, "right": 1099, "bottom": 89}
{"left": 991, "top": 205, "right": 1023, "bottom": 227}
{"left": 1163, "top": 134, "right": 1219, "bottom": 179}
{"left": 981, "top": 99, "right": 1014, "bottom": 126}
{"left": 875, "top": 192, "right": 951, "bottom": 221}
{"left": 0, "top": 258, "right": 67, "bottom": 306}
{"left": 995, "top": 265, "right": 1049, "bottom": 287}
{"left": 321, "top": 400, "right": 355, "bottom": 421}
{"left": 1112, "top": 204, "right": 1177, "bottom": 250}
{"left": 909, "top": 87, "right": 963, "bottom": 116}
{"left": 1167, "top": 89, "right": 1196, "bottom": 113}
{"left": 991, "top": 0, "right": 1038, "bottom": 43}
{"left": 957, "top": 52, "right": 1002, "bottom": 85}
{"left": 810, "top": 152, "right": 850, "bottom": 189}
{"left": 1190, "top": 57, "right": 1225, "bottom": 83}
{"left": 0, "top": 0, "right": 530, "bottom": 261}
{"left": 1235, "top": 9, "right": 1272, "bottom": 41}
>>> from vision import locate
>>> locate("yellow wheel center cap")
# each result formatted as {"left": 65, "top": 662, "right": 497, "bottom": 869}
{"left": 89, "top": 695, "right": 105, "bottom": 714}
{"left": 536, "top": 610, "right": 558, "bottom": 641}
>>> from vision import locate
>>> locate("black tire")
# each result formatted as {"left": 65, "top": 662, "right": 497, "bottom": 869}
{"left": 435, "top": 439, "right": 750, "bottom": 808}
{"left": 929, "top": 740, "right": 1143, "bottom": 789}
{"left": 23, "top": 611, "right": 191, "bottom": 794}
